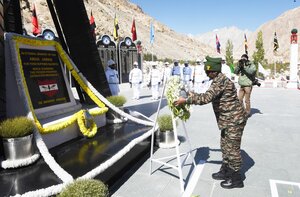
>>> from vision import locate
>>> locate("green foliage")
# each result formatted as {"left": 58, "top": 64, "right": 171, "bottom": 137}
{"left": 0, "top": 116, "right": 34, "bottom": 138}
{"left": 143, "top": 53, "right": 157, "bottom": 61}
{"left": 106, "top": 95, "right": 127, "bottom": 107}
{"left": 165, "top": 76, "right": 191, "bottom": 121}
{"left": 59, "top": 179, "right": 109, "bottom": 197}
{"left": 157, "top": 114, "right": 173, "bottom": 132}
{"left": 252, "top": 31, "right": 265, "bottom": 66}
{"left": 225, "top": 39, "right": 234, "bottom": 66}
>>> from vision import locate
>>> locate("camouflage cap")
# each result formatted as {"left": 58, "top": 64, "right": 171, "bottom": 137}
{"left": 204, "top": 56, "right": 222, "bottom": 72}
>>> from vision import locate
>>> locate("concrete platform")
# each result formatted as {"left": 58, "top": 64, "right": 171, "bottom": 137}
{"left": 112, "top": 85, "right": 300, "bottom": 197}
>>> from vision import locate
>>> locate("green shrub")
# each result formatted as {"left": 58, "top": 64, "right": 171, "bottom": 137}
{"left": 59, "top": 179, "right": 109, "bottom": 197}
{"left": 106, "top": 95, "right": 127, "bottom": 107}
{"left": 157, "top": 114, "right": 174, "bottom": 132}
{"left": 0, "top": 116, "right": 34, "bottom": 138}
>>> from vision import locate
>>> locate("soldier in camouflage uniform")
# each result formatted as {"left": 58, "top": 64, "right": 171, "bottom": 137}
{"left": 175, "top": 56, "right": 248, "bottom": 189}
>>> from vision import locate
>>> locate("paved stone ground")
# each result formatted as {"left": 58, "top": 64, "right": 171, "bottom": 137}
{"left": 112, "top": 84, "right": 300, "bottom": 197}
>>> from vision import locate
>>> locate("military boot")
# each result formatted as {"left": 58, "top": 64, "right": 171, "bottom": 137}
{"left": 220, "top": 168, "right": 244, "bottom": 189}
{"left": 212, "top": 164, "right": 229, "bottom": 180}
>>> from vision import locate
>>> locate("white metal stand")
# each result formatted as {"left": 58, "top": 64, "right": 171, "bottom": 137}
{"left": 149, "top": 80, "right": 196, "bottom": 193}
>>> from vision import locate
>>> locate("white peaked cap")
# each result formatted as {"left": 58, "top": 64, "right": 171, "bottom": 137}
{"left": 107, "top": 59, "right": 115, "bottom": 66}
{"left": 133, "top": 61, "right": 138, "bottom": 66}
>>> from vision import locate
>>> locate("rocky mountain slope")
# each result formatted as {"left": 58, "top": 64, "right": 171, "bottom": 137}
{"left": 20, "top": 0, "right": 300, "bottom": 63}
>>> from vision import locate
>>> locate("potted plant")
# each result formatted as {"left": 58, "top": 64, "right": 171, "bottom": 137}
{"left": 59, "top": 179, "right": 109, "bottom": 197}
{"left": 0, "top": 116, "right": 35, "bottom": 161}
{"left": 157, "top": 114, "right": 178, "bottom": 148}
{"left": 106, "top": 95, "right": 127, "bottom": 123}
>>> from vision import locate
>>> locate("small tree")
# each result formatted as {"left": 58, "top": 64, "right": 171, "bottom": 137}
{"left": 252, "top": 31, "right": 265, "bottom": 66}
{"left": 225, "top": 39, "right": 234, "bottom": 66}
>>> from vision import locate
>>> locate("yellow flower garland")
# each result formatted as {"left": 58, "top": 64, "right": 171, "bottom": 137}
{"left": 12, "top": 35, "right": 108, "bottom": 138}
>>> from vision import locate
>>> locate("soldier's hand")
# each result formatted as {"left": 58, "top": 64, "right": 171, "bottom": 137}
{"left": 174, "top": 97, "right": 186, "bottom": 106}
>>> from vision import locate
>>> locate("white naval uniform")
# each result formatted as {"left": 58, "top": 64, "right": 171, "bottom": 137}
{"left": 163, "top": 67, "right": 172, "bottom": 84}
{"left": 105, "top": 67, "right": 120, "bottom": 95}
{"left": 150, "top": 68, "right": 161, "bottom": 100}
{"left": 171, "top": 65, "right": 181, "bottom": 77}
{"left": 193, "top": 63, "right": 210, "bottom": 93}
{"left": 129, "top": 67, "right": 143, "bottom": 99}
{"left": 182, "top": 66, "right": 193, "bottom": 90}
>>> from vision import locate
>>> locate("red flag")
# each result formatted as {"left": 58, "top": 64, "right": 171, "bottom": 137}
{"left": 90, "top": 11, "right": 96, "bottom": 38}
{"left": 32, "top": 4, "right": 41, "bottom": 36}
{"left": 131, "top": 19, "right": 137, "bottom": 41}
{"left": 216, "top": 34, "right": 221, "bottom": 53}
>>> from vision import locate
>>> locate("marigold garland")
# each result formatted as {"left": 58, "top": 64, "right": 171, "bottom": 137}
{"left": 12, "top": 36, "right": 108, "bottom": 138}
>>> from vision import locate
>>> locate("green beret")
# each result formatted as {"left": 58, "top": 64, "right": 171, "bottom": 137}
{"left": 204, "top": 56, "right": 222, "bottom": 72}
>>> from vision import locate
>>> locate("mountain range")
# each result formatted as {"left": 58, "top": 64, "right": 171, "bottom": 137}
{"left": 21, "top": 0, "right": 300, "bottom": 63}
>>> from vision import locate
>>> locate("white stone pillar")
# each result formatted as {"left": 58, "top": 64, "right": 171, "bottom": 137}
{"left": 287, "top": 29, "right": 298, "bottom": 88}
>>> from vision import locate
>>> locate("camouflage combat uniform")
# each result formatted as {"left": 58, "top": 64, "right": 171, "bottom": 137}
{"left": 187, "top": 73, "right": 248, "bottom": 171}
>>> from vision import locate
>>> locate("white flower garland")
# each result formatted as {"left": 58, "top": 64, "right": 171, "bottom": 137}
{"left": 165, "top": 76, "right": 191, "bottom": 121}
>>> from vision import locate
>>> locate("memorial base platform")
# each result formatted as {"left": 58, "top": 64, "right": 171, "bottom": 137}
{"left": 0, "top": 119, "right": 152, "bottom": 196}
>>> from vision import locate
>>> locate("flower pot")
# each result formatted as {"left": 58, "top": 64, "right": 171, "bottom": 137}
{"left": 159, "top": 130, "right": 175, "bottom": 144}
{"left": 2, "top": 134, "right": 34, "bottom": 160}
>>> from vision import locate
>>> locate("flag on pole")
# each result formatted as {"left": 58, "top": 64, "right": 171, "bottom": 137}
{"left": 32, "top": 4, "right": 41, "bottom": 36}
{"left": 273, "top": 32, "right": 279, "bottom": 52}
{"left": 131, "top": 19, "right": 137, "bottom": 41}
{"left": 113, "top": 14, "right": 119, "bottom": 41}
{"left": 216, "top": 34, "right": 221, "bottom": 53}
{"left": 150, "top": 21, "right": 154, "bottom": 44}
{"left": 244, "top": 33, "right": 248, "bottom": 55}
{"left": 90, "top": 11, "right": 96, "bottom": 38}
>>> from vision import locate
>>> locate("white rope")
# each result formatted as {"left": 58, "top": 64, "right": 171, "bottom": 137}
{"left": 0, "top": 153, "right": 40, "bottom": 169}
{"left": 32, "top": 125, "right": 74, "bottom": 183}
{"left": 79, "top": 126, "right": 158, "bottom": 180}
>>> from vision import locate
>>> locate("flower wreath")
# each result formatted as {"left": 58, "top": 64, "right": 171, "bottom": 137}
{"left": 165, "top": 76, "right": 191, "bottom": 121}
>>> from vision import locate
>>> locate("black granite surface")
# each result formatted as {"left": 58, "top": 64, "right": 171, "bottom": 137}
{"left": 0, "top": 120, "right": 151, "bottom": 196}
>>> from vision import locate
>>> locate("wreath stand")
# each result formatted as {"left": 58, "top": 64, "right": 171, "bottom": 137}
{"left": 149, "top": 80, "right": 197, "bottom": 193}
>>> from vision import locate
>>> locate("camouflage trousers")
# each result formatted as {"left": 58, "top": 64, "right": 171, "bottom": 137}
{"left": 220, "top": 121, "right": 246, "bottom": 171}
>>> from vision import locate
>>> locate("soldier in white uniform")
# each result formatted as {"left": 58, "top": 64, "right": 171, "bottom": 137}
{"left": 182, "top": 60, "right": 193, "bottom": 90}
{"left": 150, "top": 64, "right": 161, "bottom": 100}
{"left": 162, "top": 61, "right": 171, "bottom": 85}
{"left": 221, "top": 57, "right": 232, "bottom": 80}
{"left": 105, "top": 59, "right": 120, "bottom": 95}
{"left": 171, "top": 60, "right": 181, "bottom": 77}
{"left": 193, "top": 58, "right": 211, "bottom": 93}
{"left": 129, "top": 61, "right": 143, "bottom": 100}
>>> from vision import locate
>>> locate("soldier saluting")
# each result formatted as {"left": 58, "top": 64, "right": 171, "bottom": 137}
{"left": 175, "top": 56, "right": 248, "bottom": 189}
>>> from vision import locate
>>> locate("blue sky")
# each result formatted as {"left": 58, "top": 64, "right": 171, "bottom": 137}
{"left": 130, "top": 0, "right": 299, "bottom": 35}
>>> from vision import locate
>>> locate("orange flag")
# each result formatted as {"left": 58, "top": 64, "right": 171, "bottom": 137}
{"left": 32, "top": 4, "right": 41, "bottom": 35}
{"left": 131, "top": 19, "right": 137, "bottom": 41}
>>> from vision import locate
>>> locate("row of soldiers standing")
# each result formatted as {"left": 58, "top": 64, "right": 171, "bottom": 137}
{"left": 113, "top": 58, "right": 234, "bottom": 100}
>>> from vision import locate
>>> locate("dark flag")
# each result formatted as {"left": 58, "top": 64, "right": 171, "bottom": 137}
{"left": 244, "top": 33, "right": 248, "bottom": 54}
{"left": 131, "top": 19, "right": 137, "bottom": 41}
{"left": 90, "top": 11, "right": 96, "bottom": 38}
{"left": 32, "top": 4, "right": 41, "bottom": 36}
{"left": 274, "top": 32, "right": 279, "bottom": 52}
{"left": 113, "top": 14, "right": 119, "bottom": 41}
{"left": 216, "top": 34, "right": 221, "bottom": 53}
